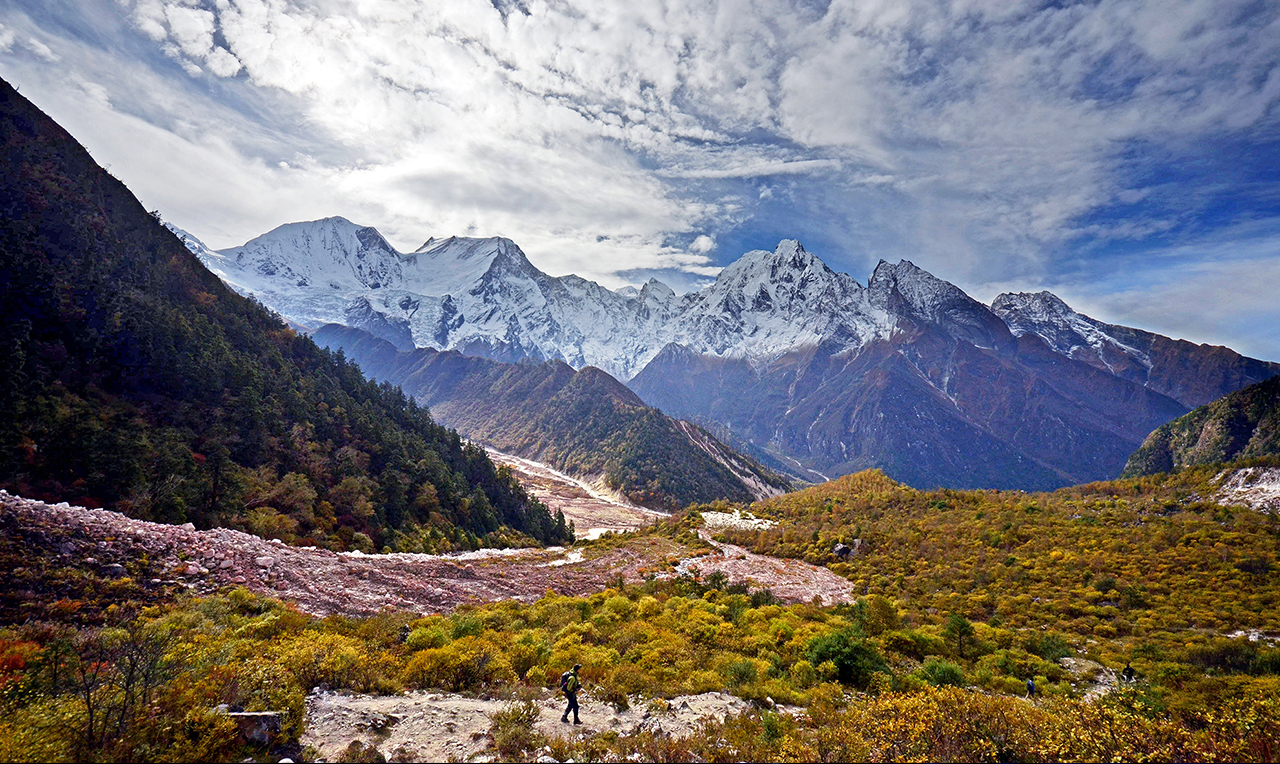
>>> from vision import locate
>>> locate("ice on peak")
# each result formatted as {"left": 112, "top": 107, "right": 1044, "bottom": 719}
{"left": 991, "top": 290, "right": 1151, "bottom": 369}
{"left": 640, "top": 278, "right": 675, "bottom": 299}
{"left": 992, "top": 290, "right": 1074, "bottom": 317}
{"left": 991, "top": 291, "right": 1088, "bottom": 335}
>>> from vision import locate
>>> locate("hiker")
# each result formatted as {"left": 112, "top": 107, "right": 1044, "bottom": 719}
{"left": 560, "top": 663, "right": 582, "bottom": 724}
{"left": 1122, "top": 663, "right": 1136, "bottom": 684}
{"left": 1026, "top": 678, "right": 1036, "bottom": 698}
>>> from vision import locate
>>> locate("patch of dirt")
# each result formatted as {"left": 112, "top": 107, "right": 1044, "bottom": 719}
{"left": 1059, "top": 656, "right": 1118, "bottom": 701}
{"left": 701, "top": 508, "right": 776, "bottom": 531}
{"left": 672, "top": 530, "right": 856, "bottom": 606}
{"left": 485, "top": 449, "right": 668, "bottom": 539}
{"left": 302, "top": 688, "right": 768, "bottom": 762}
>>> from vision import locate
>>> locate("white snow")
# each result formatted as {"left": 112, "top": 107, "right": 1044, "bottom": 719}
{"left": 175, "top": 220, "right": 1056, "bottom": 386}
{"left": 992, "top": 291, "right": 1152, "bottom": 373}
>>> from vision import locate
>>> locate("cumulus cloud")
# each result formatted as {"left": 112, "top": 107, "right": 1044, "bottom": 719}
{"left": 2, "top": 0, "right": 1278, "bottom": 324}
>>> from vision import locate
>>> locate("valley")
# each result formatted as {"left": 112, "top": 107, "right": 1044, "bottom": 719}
{"left": 482, "top": 448, "right": 667, "bottom": 539}
{"left": 3, "top": 72, "right": 1280, "bottom": 764}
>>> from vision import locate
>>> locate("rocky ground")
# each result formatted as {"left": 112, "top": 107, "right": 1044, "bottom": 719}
{"left": 302, "top": 687, "right": 770, "bottom": 762}
{"left": 0, "top": 490, "right": 853, "bottom": 619}
{"left": 1214, "top": 466, "right": 1280, "bottom": 512}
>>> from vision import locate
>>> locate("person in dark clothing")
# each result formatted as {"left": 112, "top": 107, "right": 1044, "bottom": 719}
{"left": 561, "top": 663, "right": 582, "bottom": 724}
{"left": 1122, "top": 663, "right": 1136, "bottom": 684}
{"left": 1026, "top": 678, "right": 1036, "bottom": 697}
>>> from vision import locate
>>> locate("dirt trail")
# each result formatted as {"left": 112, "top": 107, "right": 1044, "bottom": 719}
{"left": 303, "top": 687, "right": 767, "bottom": 762}
{"left": 680, "top": 529, "right": 857, "bottom": 606}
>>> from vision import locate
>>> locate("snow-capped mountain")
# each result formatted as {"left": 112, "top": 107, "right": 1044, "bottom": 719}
{"left": 992, "top": 291, "right": 1279, "bottom": 409}
{"left": 179, "top": 220, "right": 904, "bottom": 380}
{"left": 177, "top": 218, "right": 1280, "bottom": 490}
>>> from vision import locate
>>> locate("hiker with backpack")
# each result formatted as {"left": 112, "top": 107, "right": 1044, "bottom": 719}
{"left": 560, "top": 663, "right": 583, "bottom": 724}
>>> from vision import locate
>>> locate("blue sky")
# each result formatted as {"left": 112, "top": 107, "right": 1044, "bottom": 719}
{"left": 3, "top": 0, "right": 1279, "bottom": 359}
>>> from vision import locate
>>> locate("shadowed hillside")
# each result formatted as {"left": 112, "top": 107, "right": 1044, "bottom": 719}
{"left": 0, "top": 77, "right": 567, "bottom": 552}
{"left": 314, "top": 324, "right": 792, "bottom": 510}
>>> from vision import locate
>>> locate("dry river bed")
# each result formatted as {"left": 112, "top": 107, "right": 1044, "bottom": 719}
{"left": 0, "top": 489, "right": 854, "bottom": 618}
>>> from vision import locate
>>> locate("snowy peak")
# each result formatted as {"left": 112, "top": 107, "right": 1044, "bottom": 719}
{"left": 220, "top": 216, "right": 403, "bottom": 293}
{"left": 992, "top": 291, "right": 1151, "bottom": 369}
{"left": 991, "top": 291, "right": 1079, "bottom": 341}
{"left": 405, "top": 236, "right": 538, "bottom": 296}
{"left": 869, "top": 259, "right": 968, "bottom": 313}
{"left": 870, "top": 259, "right": 1011, "bottom": 348}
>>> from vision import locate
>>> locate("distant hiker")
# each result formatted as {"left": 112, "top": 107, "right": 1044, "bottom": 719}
{"left": 560, "top": 663, "right": 582, "bottom": 724}
{"left": 1122, "top": 663, "right": 1136, "bottom": 684}
{"left": 1026, "top": 678, "right": 1036, "bottom": 697}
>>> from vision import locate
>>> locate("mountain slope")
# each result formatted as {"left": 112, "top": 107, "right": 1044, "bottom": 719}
{"left": 313, "top": 324, "right": 793, "bottom": 509}
{"left": 993, "top": 291, "right": 1280, "bottom": 408}
{"left": 629, "top": 259, "right": 1194, "bottom": 490}
{"left": 0, "top": 77, "right": 567, "bottom": 552}
{"left": 1123, "top": 375, "right": 1280, "bottom": 476}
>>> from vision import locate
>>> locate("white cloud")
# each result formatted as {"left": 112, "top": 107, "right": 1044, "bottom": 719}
{"left": 3, "top": 0, "right": 1278, "bottom": 332}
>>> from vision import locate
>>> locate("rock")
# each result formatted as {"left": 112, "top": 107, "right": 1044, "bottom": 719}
{"left": 180, "top": 522, "right": 196, "bottom": 531}
{"left": 832, "top": 543, "right": 851, "bottom": 558}
{"left": 58, "top": 542, "right": 75, "bottom": 555}
{"left": 536, "top": 756, "right": 559, "bottom": 763}
{"left": 185, "top": 563, "right": 201, "bottom": 575}
{"left": 103, "top": 563, "right": 126, "bottom": 577}
{"left": 220, "top": 560, "right": 234, "bottom": 569}
{"left": 225, "top": 710, "right": 282, "bottom": 745}
{"left": 255, "top": 556, "right": 276, "bottom": 568}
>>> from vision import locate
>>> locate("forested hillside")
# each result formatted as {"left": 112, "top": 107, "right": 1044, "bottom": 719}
{"left": 0, "top": 78, "right": 568, "bottom": 552}
{"left": 314, "top": 324, "right": 792, "bottom": 509}
{"left": 1124, "top": 375, "right": 1280, "bottom": 477}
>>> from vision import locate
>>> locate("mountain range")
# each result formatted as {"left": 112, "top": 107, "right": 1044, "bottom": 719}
{"left": 313, "top": 324, "right": 792, "bottom": 509}
{"left": 175, "top": 215, "right": 1280, "bottom": 491}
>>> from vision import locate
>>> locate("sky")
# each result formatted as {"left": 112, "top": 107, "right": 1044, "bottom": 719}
{"left": 2, "top": 0, "right": 1279, "bottom": 360}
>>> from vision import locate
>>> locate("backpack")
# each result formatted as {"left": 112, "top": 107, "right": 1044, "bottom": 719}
{"left": 560, "top": 670, "right": 579, "bottom": 694}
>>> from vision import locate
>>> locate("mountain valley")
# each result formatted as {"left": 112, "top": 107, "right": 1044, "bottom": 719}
{"left": 313, "top": 323, "right": 794, "bottom": 510}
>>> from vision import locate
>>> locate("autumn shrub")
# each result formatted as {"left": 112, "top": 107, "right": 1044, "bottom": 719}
{"left": 919, "top": 658, "right": 965, "bottom": 687}
{"left": 488, "top": 700, "right": 545, "bottom": 760}
{"left": 405, "top": 624, "right": 450, "bottom": 651}
{"left": 805, "top": 628, "right": 888, "bottom": 688}
{"left": 277, "top": 631, "right": 373, "bottom": 690}
{"left": 400, "top": 635, "right": 515, "bottom": 691}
